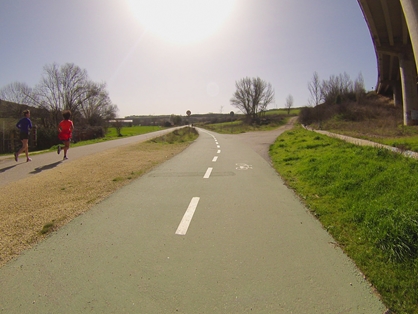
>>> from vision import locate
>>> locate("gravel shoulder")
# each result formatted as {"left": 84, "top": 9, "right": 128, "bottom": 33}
{"left": 0, "top": 141, "right": 190, "bottom": 268}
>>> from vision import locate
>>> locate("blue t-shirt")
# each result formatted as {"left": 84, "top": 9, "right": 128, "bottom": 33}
{"left": 16, "top": 117, "right": 32, "bottom": 134}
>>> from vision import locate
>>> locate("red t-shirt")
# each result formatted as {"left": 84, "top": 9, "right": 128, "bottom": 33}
{"left": 58, "top": 119, "right": 74, "bottom": 141}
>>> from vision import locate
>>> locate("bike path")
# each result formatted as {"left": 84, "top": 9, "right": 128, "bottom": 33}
{"left": 0, "top": 127, "right": 387, "bottom": 313}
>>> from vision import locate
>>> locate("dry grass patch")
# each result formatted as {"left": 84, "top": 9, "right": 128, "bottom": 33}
{"left": 0, "top": 140, "right": 191, "bottom": 268}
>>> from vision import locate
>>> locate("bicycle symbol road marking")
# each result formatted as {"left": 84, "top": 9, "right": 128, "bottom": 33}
{"left": 236, "top": 163, "right": 253, "bottom": 170}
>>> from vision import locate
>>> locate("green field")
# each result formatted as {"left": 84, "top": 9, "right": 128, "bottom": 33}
{"left": 200, "top": 117, "right": 290, "bottom": 134}
{"left": 105, "top": 125, "right": 163, "bottom": 138}
{"left": 64, "top": 125, "right": 165, "bottom": 149}
{"left": 264, "top": 108, "right": 300, "bottom": 116}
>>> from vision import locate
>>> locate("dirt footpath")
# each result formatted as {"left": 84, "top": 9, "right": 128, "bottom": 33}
{"left": 236, "top": 116, "right": 298, "bottom": 162}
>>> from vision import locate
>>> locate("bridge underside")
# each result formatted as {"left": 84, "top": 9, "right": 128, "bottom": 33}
{"left": 358, "top": 0, "right": 418, "bottom": 125}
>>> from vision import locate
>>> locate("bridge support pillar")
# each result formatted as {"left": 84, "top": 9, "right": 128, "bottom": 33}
{"left": 399, "top": 50, "right": 418, "bottom": 125}
{"left": 392, "top": 80, "right": 402, "bottom": 107}
{"left": 400, "top": 0, "right": 418, "bottom": 73}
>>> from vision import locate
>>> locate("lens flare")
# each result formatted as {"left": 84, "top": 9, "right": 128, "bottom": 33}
{"left": 128, "top": 0, "right": 236, "bottom": 44}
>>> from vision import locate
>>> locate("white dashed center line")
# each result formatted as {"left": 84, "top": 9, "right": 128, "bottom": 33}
{"left": 212, "top": 156, "right": 218, "bottom": 162}
{"left": 175, "top": 197, "right": 200, "bottom": 235}
{"left": 203, "top": 167, "right": 213, "bottom": 178}
{"left": 217, "top": 150, "right": 221, "bottom": 154}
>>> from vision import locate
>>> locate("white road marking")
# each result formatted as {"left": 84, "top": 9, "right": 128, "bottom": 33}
{"left": 175, "top": 197, "right": 200, "bottom": 235}
{"left": 212, "top": 156, "right": 218, "bottom": 162}
{"left": 203, "top": 167, "right": 213, "bottom": 178}
{"left": 217, "top": 150, "right": 221, "bottom": 154}
{"left": 217, "top": 145, "right": 220, "bottom": 148}
{"left": 236, "top": 163, "right": 253, "bottom": 170}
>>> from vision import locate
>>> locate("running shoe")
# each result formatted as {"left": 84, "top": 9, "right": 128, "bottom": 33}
{"left": 26, "top": 158, "right": 32, "bottom": 162}
{"left": 57, "top": 145, "right": 61, "bottom": 154}
{"left": 63, "top": 156, "right": 68, "bottom": 160}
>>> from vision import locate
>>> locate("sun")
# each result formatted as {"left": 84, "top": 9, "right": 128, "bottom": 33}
{"left": 127, "top": 0, "right": 236, "bottom": 44}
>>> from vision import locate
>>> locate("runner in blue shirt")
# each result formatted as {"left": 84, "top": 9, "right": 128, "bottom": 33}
{"left": 15, "top": 109, "right": 33, "bottom": 162}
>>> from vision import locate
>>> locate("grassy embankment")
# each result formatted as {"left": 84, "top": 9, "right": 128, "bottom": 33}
{"left": 269, "top": 128, "right": 418, "bottom": 313}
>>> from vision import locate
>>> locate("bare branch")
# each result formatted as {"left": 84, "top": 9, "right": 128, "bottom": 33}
{"left": 307, "top": 71, "right": 322, "bottom": 106}
{"left": 230, "top": 77, "right": 275, "bottom": 123}
{"left": 0, "top": 82, "right": 33, "bottom": 105}
{"left": 285, "top": 94, "right": 294, "bottom": 114}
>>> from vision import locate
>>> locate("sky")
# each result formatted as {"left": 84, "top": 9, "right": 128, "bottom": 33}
{"left": 0, "top": 0, "right": 377, "bottom": 118}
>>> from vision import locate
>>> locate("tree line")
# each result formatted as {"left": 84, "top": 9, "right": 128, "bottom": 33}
{"left": 228, "top": 72, "right": 366, "bottom": 125}
{"left": 307, "top": 71, "right": 366, "bottom": 107}
{"left": 0, "top": 62, "right": 118, "bottom": 152}
{"left": 301, "top": 71, "right": 367, "bottom": 125}
{"left": 0, "top": 62, "right": 118, "bottom": 128}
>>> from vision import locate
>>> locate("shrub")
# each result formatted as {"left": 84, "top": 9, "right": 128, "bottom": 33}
{"left": 72, "top": 126, "right": 105, "bottom": 143}
{"left": 36, "top": 126, "right": 58, "bottom": 150}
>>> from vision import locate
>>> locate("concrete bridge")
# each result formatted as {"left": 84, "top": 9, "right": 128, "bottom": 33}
{"left": 358, "top": 0, "right": 418, "bottom": 125}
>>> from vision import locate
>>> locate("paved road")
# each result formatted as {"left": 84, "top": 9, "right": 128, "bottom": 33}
{"left": 0, "top": 126, "right": 386, "bottom": 313}
{"left": 0, "top": 128, "right": 179, "bottom": 187}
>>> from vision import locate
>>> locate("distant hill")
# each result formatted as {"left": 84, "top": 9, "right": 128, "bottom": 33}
{"left": 0, "top": 99, "right": 29, "bottom": 118}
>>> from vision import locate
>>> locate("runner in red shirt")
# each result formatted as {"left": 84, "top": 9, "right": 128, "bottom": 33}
{"left": 57, "top": 110, "right": 74, "bottom": 160}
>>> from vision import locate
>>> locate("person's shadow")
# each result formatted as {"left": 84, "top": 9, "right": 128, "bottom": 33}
{"left": 30, "top": 161, "right": 62, "bottom": 174}
{"left": 0, "top": 165, "right": 16, "bottom": 173}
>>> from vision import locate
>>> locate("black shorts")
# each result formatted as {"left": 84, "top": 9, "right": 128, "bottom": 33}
{"left": 19, "top": 132, "right": 29, "bottom": 140}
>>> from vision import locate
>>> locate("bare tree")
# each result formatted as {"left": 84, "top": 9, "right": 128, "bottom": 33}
{"left": 353, "top": 72, "right": 366, "bottom": 103}
{"left": 79, "top": 82, "right": 117, "bottom": 126}
{"left": 321, "top": 72, "right": 357, "bottom": 105}
{"left": 339, "top": 72, "right": 352, "bottom": 96}
{"left": 307, "top": 72, "right": 322, "bottom": 106}
{"left": 112, "top": 120, "right": 123, "bottom": 137}
{"left": 0, "top": 82, "right": 33, "bottom": 105}
{"left": 230, "top": 77, "right": 275, "bottom": 124}
{"left": 31, "top": 63, "right": 84, "bottom": 123}
{"left": 321, "top": 75, "right": 340, "bottom": 104}
{"left": 31, "top": 63, "right": 117, "bottom": 125}
{"left": 285, "top": 94, "right": 294, "bottom": 114}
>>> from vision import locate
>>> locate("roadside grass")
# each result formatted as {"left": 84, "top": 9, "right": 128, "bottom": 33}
{"left": 149, "top": 126, "right": 198, "bottom": 143}
{"left": 40, "top": 222, "right": 55, "bottom": 235}
{"left": 270, "top": 126, "right": 418, "bottom": 314}
{"left": 378, "top": 136, "right": 418, "bottom": 153}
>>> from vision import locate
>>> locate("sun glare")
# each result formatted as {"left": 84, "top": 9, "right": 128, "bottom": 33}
{"left": 128, "top": 0, "right": 236, "bottom": 44}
